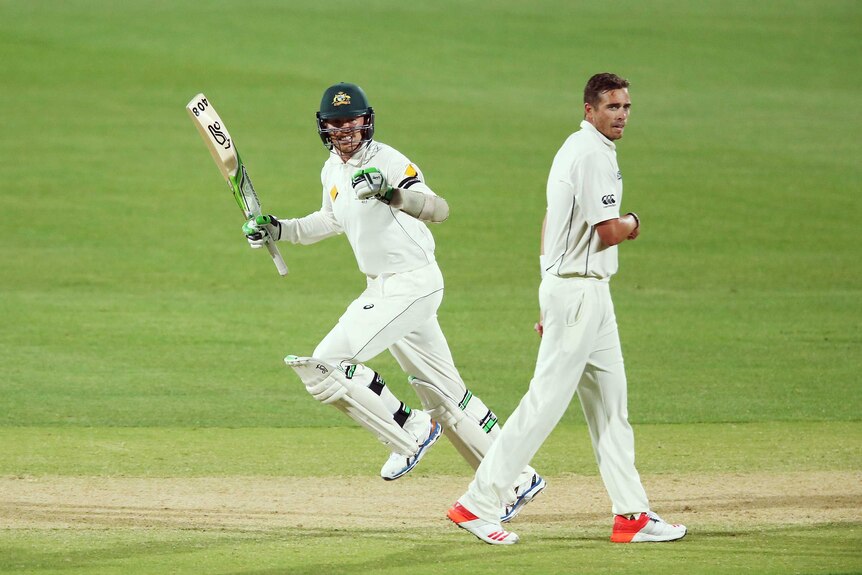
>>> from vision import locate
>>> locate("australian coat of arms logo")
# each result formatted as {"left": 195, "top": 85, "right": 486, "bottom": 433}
{"left": 332, "top": 92, "right": 351, "bottom": 107}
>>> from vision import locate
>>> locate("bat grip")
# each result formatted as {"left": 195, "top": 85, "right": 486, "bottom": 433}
{"left": 266, "top": 239, "right": 289, "bottom": 276}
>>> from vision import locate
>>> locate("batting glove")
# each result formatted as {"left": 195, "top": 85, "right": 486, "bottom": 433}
{"left": 352, "top": 167, "right": 395, "bottom": 204}
{"left": 242, "top": 214, "right": 281, "bottom": 249}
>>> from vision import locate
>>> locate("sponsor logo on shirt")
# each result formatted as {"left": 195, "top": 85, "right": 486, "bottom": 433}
{"left": 398, "top": 164, "right": 421, "bottom": 189}
{"left": 616, "top": 171, "right": 622, "bottom": 180}
{"left": 330, "top": 186, "right": 338, "bottom": 201}
{"left": 602, "top": 194, "right": 616, "bottom": 206}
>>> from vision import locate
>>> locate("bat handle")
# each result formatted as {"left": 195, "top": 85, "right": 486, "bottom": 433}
{"left": 266, "top": 240, "right": 289, "bottom": 276}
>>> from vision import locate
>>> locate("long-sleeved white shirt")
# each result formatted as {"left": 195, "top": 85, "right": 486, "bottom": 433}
{"left": 279, "top": 141, "right": 437, "bottom": 277}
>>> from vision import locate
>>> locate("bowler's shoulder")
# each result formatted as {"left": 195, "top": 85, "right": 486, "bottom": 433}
{"left": 571, "top": 128, "right": 612, "bottom": 158}
{"left": 556, "top": 129, "right": 596, "bottom": 158}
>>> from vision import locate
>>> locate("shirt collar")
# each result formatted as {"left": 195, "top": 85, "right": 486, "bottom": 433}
{"left": 580, "top": 120, "right": 616, "bottom": 151}
{"left": 330, "top": 141, "right": 378, "bottom": 167}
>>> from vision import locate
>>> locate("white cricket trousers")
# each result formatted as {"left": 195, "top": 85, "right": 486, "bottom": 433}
{"left": 313, "top": 261, "right": 467, "bottom": 395}
{"left": 461, "top": 274, "right": 650, "bottom": 521}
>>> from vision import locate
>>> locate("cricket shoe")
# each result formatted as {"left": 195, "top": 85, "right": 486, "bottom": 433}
{"left": 501, "top": 473, "right": 546, "bottom": 522}
{"left": 610, "top": 511, "right": 687, "bottom": 543}
{"left": 380, "top": 410, "right": 442, "bottom": 481}
{"left": 447, "top": 502, "right": 519, "bottom": 545}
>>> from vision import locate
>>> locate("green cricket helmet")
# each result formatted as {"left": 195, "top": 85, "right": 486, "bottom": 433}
{"left": 316, "top": 82, "right": 375, "bottom": 151}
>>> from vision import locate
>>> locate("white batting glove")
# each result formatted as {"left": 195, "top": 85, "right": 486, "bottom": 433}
{"left": 242, "top": 214, "right": 281, "bottom": 249}
{"left": 352, "top": 167, "right": 395, "bottom": 204}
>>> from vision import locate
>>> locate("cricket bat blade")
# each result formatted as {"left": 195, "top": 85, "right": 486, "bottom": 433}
{"left": 186, "top": 93, "right": 288, "bottom": 276}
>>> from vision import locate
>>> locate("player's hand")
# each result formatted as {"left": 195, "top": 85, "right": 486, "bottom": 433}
{"left": 352, "top": 167, "right": 394, "bottom": 204}
{"left": 242, "top": 214, "right": 281, "bottom": 249}
{"left": 534, "top": 311, "right": 544, "bottom": 337}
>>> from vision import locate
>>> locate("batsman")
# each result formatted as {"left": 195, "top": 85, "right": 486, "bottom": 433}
{"left": 243, "top": 82, "right": 545, "bottom": 521}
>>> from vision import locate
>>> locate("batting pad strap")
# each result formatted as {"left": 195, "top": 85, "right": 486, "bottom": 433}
{"left": 396, "top": 189, "right": 449, "bottom": 223}
{"left": 459, "top": 390, "right": 498, "bottom": 433}
{"left": 368, "top": 372, "right": 385, "bottom": 396}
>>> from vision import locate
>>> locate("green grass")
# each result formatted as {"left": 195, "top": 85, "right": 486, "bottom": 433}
{"left": 1, "top": 524, "right": 858, "bottom": 575}
{"left": 0, "top": 422, "right": 857, "bottom": 477}
{"left": 1, "top": 0, "right": 860, "bottom": 573}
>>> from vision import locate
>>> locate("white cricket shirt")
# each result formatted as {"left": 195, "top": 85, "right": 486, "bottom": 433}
{"left": 543, "top": 120, "right": 623, "bottom": 280}
{"left": 280, "top": 141, "right": 437, "bottom": 277}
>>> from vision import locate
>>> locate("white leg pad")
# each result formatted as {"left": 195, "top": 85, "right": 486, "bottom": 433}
{"left": 411, "top": 376, "right": 537, "bottom": 504}
{"left": 410, "top": 377, "right": 499, "bottom": 469}
{"left": 285, "top": 356, "right": 418, "bottom": 456}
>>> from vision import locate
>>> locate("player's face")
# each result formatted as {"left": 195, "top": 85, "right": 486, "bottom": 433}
{"left": 585, "top": 88, "right": 631, "bottom": 141}
{"left": 324, "top": 116, "right": 366, "bottom": 156}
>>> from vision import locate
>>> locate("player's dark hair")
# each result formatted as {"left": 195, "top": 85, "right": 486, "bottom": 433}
{"left": 583, "top": 73, "right": 630, "bottom": 106}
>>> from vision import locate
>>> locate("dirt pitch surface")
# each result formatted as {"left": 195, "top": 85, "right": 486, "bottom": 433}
{"left": 1, "top": 471, "right": 860, "bottom": 532}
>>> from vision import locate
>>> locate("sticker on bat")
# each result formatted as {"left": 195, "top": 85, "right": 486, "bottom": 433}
{"left": 207, "top": 121, "right": 231, "bottom": 150}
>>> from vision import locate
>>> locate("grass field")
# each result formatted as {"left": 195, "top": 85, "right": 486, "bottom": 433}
{"left": 1, "top": 0, "right": 860, "bottom": 573}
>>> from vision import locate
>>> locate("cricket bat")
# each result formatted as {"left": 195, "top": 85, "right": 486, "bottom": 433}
{"left": 186, "top": 93, "right": 288, "bottom": 276}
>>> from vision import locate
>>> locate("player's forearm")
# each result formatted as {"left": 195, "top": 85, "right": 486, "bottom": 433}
{"left": 279, "top": 211, "right": 341, "bottom": 244}
{"left": 595, "top": 212, "right": 640, "bottom": 246}
{"left": 390, "top": 188, "right": 449, "bottom": 223}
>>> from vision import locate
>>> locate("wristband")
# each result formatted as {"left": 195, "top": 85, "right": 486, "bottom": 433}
{"left": 627, "top": 212, "right": 640, "bottom": 230}
{"left": 378, "top": 186, "right": 396, "bottom": 205}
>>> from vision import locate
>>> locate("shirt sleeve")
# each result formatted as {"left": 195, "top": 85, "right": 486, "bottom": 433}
{"left": 278, "top": 174, "right": 343, "bottom": 244}
{"left": 279, "top": 210, "right": 340, "bottom": 244}
{"left": 578, "top": 151, "right": 620, "bottom": 226}
{"left": 387, "top": 155, "right": 436, "bottom": 197}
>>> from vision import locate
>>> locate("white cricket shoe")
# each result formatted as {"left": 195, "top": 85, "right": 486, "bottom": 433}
{"left": 380, "top": 410, "right": 442, "bottom": 481}
{"left": 610, "top": 511, "right": 687, "bottom": 543}
{"left": 501, "top": 473, "right": 546, "bottom": 522}
{"left": 448, "top": 502, "right": 519, "bottom": 545}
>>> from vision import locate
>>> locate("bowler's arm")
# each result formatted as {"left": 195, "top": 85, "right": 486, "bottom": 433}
{"left": 595, "top": 212, "right": 640, "bottom": 246}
